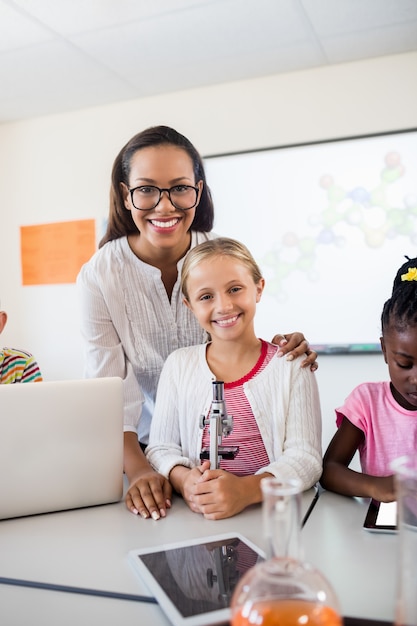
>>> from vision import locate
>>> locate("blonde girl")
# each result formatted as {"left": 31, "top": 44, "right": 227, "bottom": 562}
{"left": 146, "top": 237, "right": 322, "bottom": 520}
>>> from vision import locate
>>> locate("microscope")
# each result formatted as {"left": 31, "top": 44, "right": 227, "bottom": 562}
{"left": 206, "top": 539, "right": 240, "bottom": 607}
{"left": 199, "top": 380, "right": 239, "bottom": 469}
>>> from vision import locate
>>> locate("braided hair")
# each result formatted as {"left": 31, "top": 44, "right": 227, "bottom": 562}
{"left": 381, "top": 255, "right": 417, "bottom": 333}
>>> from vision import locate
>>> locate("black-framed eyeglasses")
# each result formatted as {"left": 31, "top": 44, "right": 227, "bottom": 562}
{"left": 129, "top": 185, "right": 200, "bottom": 211}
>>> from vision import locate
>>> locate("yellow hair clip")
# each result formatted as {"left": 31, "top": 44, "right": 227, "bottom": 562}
{"left": 401, "top": 267, "right": 417, "bottom": 282}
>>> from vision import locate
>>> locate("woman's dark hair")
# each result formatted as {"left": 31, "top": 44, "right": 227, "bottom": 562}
{"left": 99, "top": 125, "right": 214, "bottom": 247}
{"left": 381, "top": 255, "right": 417, "bottom": 332}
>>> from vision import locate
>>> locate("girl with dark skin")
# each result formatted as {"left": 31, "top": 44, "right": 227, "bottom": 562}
{"left": 321, "top": 256, "right": 417, "bottom": 502}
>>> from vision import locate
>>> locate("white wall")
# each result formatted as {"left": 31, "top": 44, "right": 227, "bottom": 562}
{"left": 1, "top": 51, "right": 416, "bottom": 450}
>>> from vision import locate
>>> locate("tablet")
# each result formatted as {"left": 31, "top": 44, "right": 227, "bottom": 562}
{"left": 363, "top": 499, "right": 397, "bottom": 533}
{"left": 128, "top": 532, "right": 265, "bottom": 626}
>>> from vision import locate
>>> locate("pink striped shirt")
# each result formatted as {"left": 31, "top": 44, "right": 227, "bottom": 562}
{"left": 201, "top": 340, "right": 276, "bottom": 476}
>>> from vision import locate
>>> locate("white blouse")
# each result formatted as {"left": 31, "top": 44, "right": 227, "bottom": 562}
{"left": 76, "top": 232, "right": 214, "bottom": 443}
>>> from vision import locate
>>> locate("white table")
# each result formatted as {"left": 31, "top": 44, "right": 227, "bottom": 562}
{"left": 0, "top": 488, "right": 396, "bottom": 625}
{"left": 302, "top": 489, "right": 397, "bottom": 623}
{"left": 0, "top": 488, "right": 317, "bottom": 625}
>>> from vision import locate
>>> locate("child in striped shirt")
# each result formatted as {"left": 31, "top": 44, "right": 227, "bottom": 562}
{"left": 0, "top": 305, "right": 43, "bottom": 383}
{"left": 146, "top": 238, "right": 322, "bottom": 520}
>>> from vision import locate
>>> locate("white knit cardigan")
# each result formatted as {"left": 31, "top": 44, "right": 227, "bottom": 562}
{"left": 146, "top": 343, "right": 322, "bottom": 490}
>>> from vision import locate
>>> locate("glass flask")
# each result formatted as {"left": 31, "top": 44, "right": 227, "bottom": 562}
{"left": 391, "top": 455, "right": 417, "bottom": 626}
{"left": 231, "top": 477, "right": 342, "bottom": 626}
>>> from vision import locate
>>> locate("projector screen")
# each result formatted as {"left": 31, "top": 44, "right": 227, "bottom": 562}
{"left": 204, "top": 129, "right": 417, "bottom": 353}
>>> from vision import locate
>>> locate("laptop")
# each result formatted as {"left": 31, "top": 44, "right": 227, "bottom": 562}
{"left": 0, "top": 377, "right": 124, "bottom": 520}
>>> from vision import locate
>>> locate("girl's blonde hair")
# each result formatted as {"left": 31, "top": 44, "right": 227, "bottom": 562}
{"left": 181, "top": 237, "right": 263, "bottom": 300}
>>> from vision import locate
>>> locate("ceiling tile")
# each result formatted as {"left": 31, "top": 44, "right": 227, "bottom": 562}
{"left": 9, "top": 0, "right": 216, "bottom": 35}
{"left": 321, "top": 22, "right": 417, "bottom": 63}
{"left": 0, "top": 41, "right": 136, "bottom": 119}
{"left": 302, "top": 0, "right": 417, "bottom": 36}
{"left": 68, "top": 0, "right": 324, "bottom": 88}
{"left": 0, "top": 1, "right": 55, "bottom": 52}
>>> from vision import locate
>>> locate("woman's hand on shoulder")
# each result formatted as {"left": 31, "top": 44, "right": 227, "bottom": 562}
{"left": 125, "top": 469, "right": 172, "bottom": 520}
{"left": 271, "top": 331, "right": 318, "bottom": 371}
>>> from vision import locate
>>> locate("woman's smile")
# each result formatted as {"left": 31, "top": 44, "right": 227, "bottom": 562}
{"left": 148, "top": 216, "right": 182, "bottom": 231}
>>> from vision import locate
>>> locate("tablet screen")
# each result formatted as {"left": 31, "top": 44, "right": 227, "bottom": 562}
{"left": 363, "top": 499, "right": 397, "bottom": 533}
{"left": 128, "top": 533, "right": 265, "bottom": 626}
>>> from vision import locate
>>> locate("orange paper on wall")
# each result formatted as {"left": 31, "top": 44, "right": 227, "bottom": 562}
{"left": 20, "top": 219, "right": 96, "bottom": 285}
